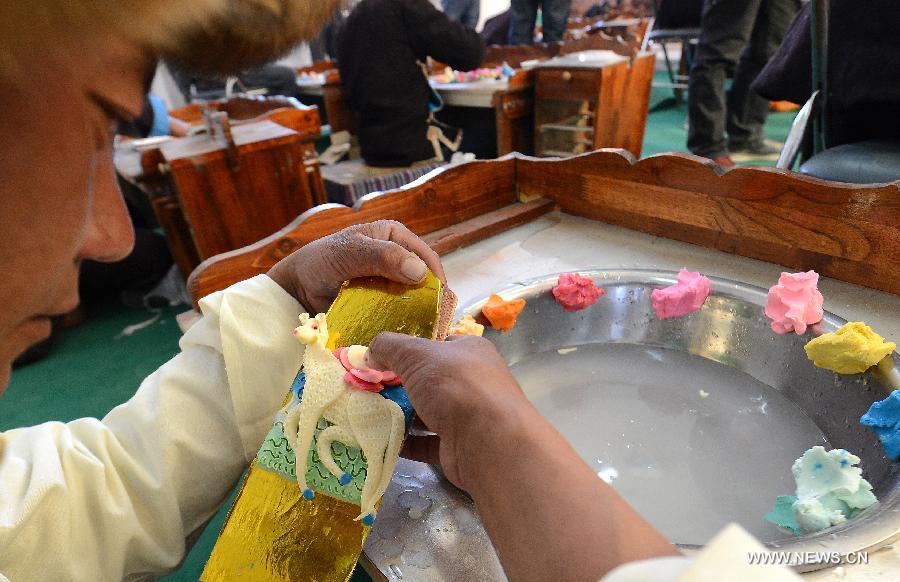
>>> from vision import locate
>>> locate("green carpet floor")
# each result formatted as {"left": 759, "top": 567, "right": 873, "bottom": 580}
{"left": 642, "top": 74, "right": 798, "bottom": 161}
{"left": 1, "top": 76, "right": 796, "bottom": 580}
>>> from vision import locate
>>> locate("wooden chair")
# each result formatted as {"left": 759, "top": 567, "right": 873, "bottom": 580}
{"left": 186, "top": 150, "right": 900, "bottom": 304}
{"left": 493, "top": 69, "right": 538, "bottom": 156}
{"left": 643, "top": 0, "right": 703, "bottom": 104}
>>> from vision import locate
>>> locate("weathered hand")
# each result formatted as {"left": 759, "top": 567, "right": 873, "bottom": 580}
{"left": 267, "top": 220, "right": 445, "bottom": 313}
{"left": 367, "top": 333, "right": 537, "bottom": 489}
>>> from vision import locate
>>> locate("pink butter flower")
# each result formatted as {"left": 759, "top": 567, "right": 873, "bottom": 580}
{"left": 765, "top": 270, "right": 824, "bottom": 335}
{"left": 333, "top": 347, "right": 401, "bottom": 392}
{"left": 552, "top": 272, "right": 604, "bottom": 312}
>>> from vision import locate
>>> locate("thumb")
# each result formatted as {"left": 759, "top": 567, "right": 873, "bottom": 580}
{"left": 347, "top": 238, "right": 428, "bottom": 285}
{"left": 368, "top": 332, "right": 434, "bottom": 380}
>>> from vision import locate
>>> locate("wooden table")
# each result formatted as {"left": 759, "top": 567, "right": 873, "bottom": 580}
{"left": 187, "top": 151, "right": 900, "bottom": 580}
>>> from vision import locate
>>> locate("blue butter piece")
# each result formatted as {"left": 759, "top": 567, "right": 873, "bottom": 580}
{"left": 860, "top": 390, "right": 900, "bottom": 460}
{"left": 764, "top": 495, "right": 802, "bottom": 536}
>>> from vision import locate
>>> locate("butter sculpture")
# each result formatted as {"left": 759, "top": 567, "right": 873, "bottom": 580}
{"left": 765, "top": 271, "right": 824, "bottom": 335}
{"left": 481, "top": 293, "right": 526, "bottom": 332}
{"left": 792, "top": 447, "right": 877, "bottom": 534}
{"left": 861, "top": 390, "right": 900, "bottom": 460}
{"left": 804, "top": 322, "right": 896, "bottom": 374}
{"left": 552, "top": 273, "right": 604, "bottom": 312}
{"left": 651, "top": 269, "right": 711, "bottom": 320}
{"left": 766, "top": 446, "right": 877, "bottom": 535}
{"left": 282, "top": 314, "right": 404, "bottom": 525}
{"left": 202, "top": 273, "right": 454, "bottom": 581}
{"left": 449, "top": 314, "right": 484, "bottom": 336}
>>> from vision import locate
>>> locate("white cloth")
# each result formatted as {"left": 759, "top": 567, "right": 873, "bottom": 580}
{"left": 602, "top": 524, "right": 801, "bottom": 581}
{"left": 0, "top": 275, "right": 303, "bottom": 581}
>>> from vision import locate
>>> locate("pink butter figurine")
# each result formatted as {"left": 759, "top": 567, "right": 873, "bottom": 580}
{"left": 552, "top": 273, "right": 604, "bottom": 312}
{"left": 333, "top": 346, "right": 401, "bottom": 392}
{"left": 651, "top": 269, "right": 711, "bottom": 320}
{"left": 765, "top": 270, "right": 824, "bottom": 334}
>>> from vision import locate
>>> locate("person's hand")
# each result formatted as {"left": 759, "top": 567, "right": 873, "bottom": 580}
{"left": 367, "top": 333, "right": 539, "bottom": 489}
{"left": 267, "top": 220, "right": 445, "bottom": 313}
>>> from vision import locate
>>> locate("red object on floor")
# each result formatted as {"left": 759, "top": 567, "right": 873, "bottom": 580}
{"left": 712, "top": 155, "right": 736, "bottom": 168}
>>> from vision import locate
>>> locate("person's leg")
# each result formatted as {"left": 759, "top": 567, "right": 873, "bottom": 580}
{"left": 727, "top": 0, "right": 801, "bottom": 149}
{"left": 510, "top": 0, "right": 540, "bottom": 45}
{"left": 442, "top": 0, "right": 464, "bottom": 22}
{"left": 687, "top": 0, "right": 762, "bottom": 159}
{"left": 540, "top": 0, "right": 573, "bottom": 43}
{"left": 463, "top": 0, "right": 481, "bottom": 30}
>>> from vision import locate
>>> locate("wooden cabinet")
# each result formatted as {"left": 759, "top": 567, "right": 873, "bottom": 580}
{"left": 128, "top": 98, "right": 326, "bottom": 278}
{"left": 533, "top": 52, "right": 655, "bottom": 158}
{"left": 160, "top": 120, "right": 320, "bottom": 262}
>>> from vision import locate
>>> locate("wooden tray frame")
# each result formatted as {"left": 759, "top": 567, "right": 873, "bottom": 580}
{"left": 189, "top": 150, "right": 900, "bottom": 304}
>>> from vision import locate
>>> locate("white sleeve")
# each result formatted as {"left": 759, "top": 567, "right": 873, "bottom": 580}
{"left": 0, "top": 275, "right": 303, "bottom": 581}
{"left": 601, "top": 524, "right": 802, "bottom": 582}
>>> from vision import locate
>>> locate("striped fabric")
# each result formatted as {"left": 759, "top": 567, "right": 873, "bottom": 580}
{"left": 322, "top": 160, "right": 445, "bottom": 206}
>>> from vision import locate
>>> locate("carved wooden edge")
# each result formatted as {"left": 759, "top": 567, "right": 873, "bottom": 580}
{"left": 516, "top": 150, "right": 900, "bottom": 295}
{"left": 187, "top": 156, "right": 521, "bottom": 305}
{"left": 188, "top": 150, "right": 900, "bottom": 304}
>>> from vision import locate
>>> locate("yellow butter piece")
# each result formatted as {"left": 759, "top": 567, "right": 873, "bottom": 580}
{"left": 804, "top": 322, "right": 896, "bottom": 374}
{"left": 449, "top": 314, "right": 484, "bottom": 336}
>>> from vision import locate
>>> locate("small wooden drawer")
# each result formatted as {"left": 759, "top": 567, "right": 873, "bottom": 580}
{"left": 535, "top": 68, "right": 601, "bottom": 102}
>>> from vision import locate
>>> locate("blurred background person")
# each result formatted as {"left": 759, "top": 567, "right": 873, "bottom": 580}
{"left": 337, "top": 0, "right": 484, "bottom": 167}
{"left": 510, "top": 0, "right": 573, "bottom": 44}
{"left": 687, "top": 0, "right": 802, "bottom": 166}
{"left": 442, "top": 0, "right": 480, "bottom": 29}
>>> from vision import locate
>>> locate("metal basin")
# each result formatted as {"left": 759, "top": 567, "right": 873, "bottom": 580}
{"left": 468, "top": 270, "right": 899, "bottom": 571}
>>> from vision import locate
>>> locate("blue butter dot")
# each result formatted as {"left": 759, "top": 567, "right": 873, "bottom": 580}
{"left": 362, "top": 514, "right": 375, "bottom": 526}
{"left": 303, "top": 488, "right": 315, "bottom": 500}
{"left": 339, "top": 472, "right": 353, "bottom": 486}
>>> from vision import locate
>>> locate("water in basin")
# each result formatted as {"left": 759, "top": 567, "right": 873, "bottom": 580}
{"left": 509, "top": 342, "right": 829, "bottom": 545}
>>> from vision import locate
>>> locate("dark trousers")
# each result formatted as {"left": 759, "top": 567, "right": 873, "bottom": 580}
{"left": 687, "top": 0, "right": 800, "bottom": 157}
{"left": 510, "top": 0, "right": 572, "bottom": 45}
{"left": 442, "top": 0, "right": 480, "bottom": 30}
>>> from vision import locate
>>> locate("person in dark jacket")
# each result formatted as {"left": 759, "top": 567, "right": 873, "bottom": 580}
{"left": 481, "top": 9, "right": 512, "bottom": 46}
{"left": 752, "top": 0, "right": 900, "bottom": 151}
{"left": 337, "top": 0, "right": 484, "bottom": 167}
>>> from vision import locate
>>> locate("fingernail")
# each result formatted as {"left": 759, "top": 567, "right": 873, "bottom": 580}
{"left": 401, "top": 256, "right": 427, "bottom": 282}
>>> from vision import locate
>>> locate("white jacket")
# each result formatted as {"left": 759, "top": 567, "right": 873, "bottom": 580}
{"left": 0, "top": 276, "right": 303, "bottom": 581}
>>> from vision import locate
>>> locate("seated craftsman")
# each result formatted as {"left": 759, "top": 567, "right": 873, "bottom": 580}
{"left": 337, "top": 0, "right": 485, "bottom": 167}
{"left": 752, "top": 0, "right": 900, "bottom": 159}
{"left": 1, "top": 1, "right": 796, "bottom": 580}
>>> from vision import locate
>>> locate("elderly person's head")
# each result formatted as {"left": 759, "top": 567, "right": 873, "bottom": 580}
{"left": 0, "top": 0, "right": 338, "bottom": 390}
